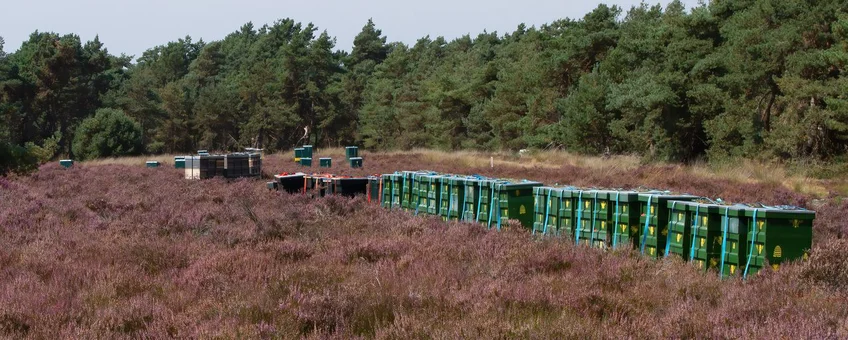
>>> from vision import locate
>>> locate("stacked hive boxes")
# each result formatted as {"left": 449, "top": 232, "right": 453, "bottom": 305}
{"left": 182, "top": 151, "right": 261, "bottom": 179}
{"left": 271, "top": 172, "right": 371, "bottom": 198}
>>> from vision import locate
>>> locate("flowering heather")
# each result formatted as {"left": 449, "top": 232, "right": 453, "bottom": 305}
{"left": 0, "top": 156, "right": 845, "bottom": 338}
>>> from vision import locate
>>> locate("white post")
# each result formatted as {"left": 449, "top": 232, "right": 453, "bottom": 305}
{"left": 490, "top": 156, "right": 494, "bottom": 168}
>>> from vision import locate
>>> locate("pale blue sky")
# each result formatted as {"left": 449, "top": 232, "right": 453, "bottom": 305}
{"left": 1, "top": 0, "right": 702, "bottom": 61}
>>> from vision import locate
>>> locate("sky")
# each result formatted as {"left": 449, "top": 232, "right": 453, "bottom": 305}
{"left": 1, "top": 0, "right": 702, "bottom": 61}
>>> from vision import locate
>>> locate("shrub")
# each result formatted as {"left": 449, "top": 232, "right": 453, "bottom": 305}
{"left": 0, "top": 141, "right": 38, "bottom": 176}
{"left": 72, "top": 108, "right": 143, "bottom": 161}
{"left": 24, "top": 131, "right": 61, "bottom": 163}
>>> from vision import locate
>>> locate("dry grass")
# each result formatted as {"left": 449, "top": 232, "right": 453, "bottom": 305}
{"left": 687, "top": 159, "right": 832, "bottom": 198}
{"left": 381, "top": 149, "right": 640, "bottom": 171}
{"left": 81, "top": 149, "right": 843, "bottom": 198}
{"left": 81, "top": 155, "right": 180, "bottom": 167}
{"left": 392, "top": 150, "right": 837, "bottom": 198}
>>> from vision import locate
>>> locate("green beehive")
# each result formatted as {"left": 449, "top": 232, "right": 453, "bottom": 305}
{"left": 390, "top": 173, "right": 403, "bottom": 209}
{"left": 294, "top": 148, "right": 305, "bottom": 162}
{"left": 607, "top": 191, "right": 641, "bottom": 250}
{"left": 533, "top": 187, "right": 569, "bottom": 237}
{"left": 571, "top": 190, "right": 614, "bottom": 248}
{"left": 414, "top": 174, "right": 434, "bottom": 215}
{"left": 665, "top": 200, "right": 694, "bottom": 260}
{"left": 740, "top": 205, "right": 814, "bottom": 277}
{"left": 475, "top": 179, "right": 501, "bottom": 228}
{"left": 146, "top": 161, "right": 160, "bottom": 168}
{"left": 686, "top": 202, "right": 725, "bottom": 272}
{"left": 299, "top": 157, "right": 312, "bottom": 167}
{"left": 717, "top": 205, "right": 749, "bottom": 278}
{"left": 401, "top": 171, "right": 435, "bottom": 211}
{"left": 59, "top": 159, "right": 73, "bottom": 168}
{"left": 302, "top": 145, "right": 313, "bottom": 159}
{"left": 174, "top": 157, "right": 186, "bottom": 169}
{"left": 462, "top": 176, "right": 492, "bottom": 222}
{"left": 350, "top": 157, "right": 363, "bottom": 168}
{"left": 683, "top": 202, "right": 749, "bottom": 276}
{"left": 381, "top": 173, "right": 403, "bottom": 210}
{"left": 380, "top": 174, "right": 392, "bottom": 209}
{"left": 319, "top": 158, "right": 332, "bottom": 168}
{"left": 345, "top": 146, "right": 359, "bottom": 160}
{"left": 637, "top": 193, "right": 698, "bottom": 258}
{"left": 559, "top": 188, "right": 602, "bottom": 242}
{"left": 367, "top": 176, "right": 381, "bottom": 204}
{"left": 413, "top": 174, "right": 442, "bottom": 215}
{"left": 401, "top": 171, "right": 416, "bottom": 210}
{"left": 490, "top": 180, "right": 543, "bottom": 230}
{"left": 438, "top": 176, "right": 466, "bottom": 221}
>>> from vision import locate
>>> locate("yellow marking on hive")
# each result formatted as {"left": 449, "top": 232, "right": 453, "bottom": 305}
{"left": 651, "top": 206, "right": 655, "bottom": 214}
{"left": 520, "top": 205, "right": 526, "bottom": 215}
{"left": 601, "top": 202, "right": 607, "bottom": 209}
{"left": 710, "top": 258, "right": 718, "bottom": 268}
{"left": 622, "top": 206, "right": 627, "bottom": 212}
{"left": 757, "top": 244, "right": 764, "bottom": 254}
{"left": 661, "top": 228, "right": 667, "bottom": 236}
{"left": 700, "top": 238, "right": 706, "bottom": 247}
{"left": 772, "top": 264, "right": 780, "bottom": 271}
{"left": 649, "top": 248, "right": 655, "bottom": 256}
{"left": 621, "top": 224, "right": 627, "bottom": 232}
{"left": 601, "top": 221, "right": 606, "bottom": 229}
{"left": 757, "top": 221, "right": 764, "bottom": 230}
{"left": 732, "top": 242, "right": 736, "bottom": 250}
{"left": 698, "top": 260, "right": 704, "bottom": 268}
{"left": 793, "top": 219, "right": 800, "bottom": 228}
{"left": 649, "top": 227, "right": 655, "bottom": 236}
{"left": 773, "top": 245, "right": 782, "bottom": 258}
{"left": 730, "top": 265, "right": 736, "bottom": 274}
{"left": 566, "top": 201, "right": 570, "bottom": 208}
{"left": 803, "top": 252, "right": 809, "bottom": 260}
{"left": 631, "top": 226, "right": 638, "bottom": 233}
{"left": 678, "top": 213, "right": 684, "bottom": 221}
{"left": 585, "top": 201, "right": 590, "bottom": 209}
{"left": 702, "top": 216, "right": 708, "bottom": 225}
{"left": 676, "top": 234, "right": 682, "bottom": 243}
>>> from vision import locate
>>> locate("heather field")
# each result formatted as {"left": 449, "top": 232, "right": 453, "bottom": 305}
{"left": 2, "top": 151, "right": 848, "bottom": 338}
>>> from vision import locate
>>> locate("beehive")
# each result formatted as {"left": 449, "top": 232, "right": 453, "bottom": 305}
{"left": 345, "top": 146, "right": 359, "bottom": 160}
{"left": 637, "top": 193, "right": 699, "bottom": 258}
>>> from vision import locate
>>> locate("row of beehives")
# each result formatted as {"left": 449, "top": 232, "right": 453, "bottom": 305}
{"left": 177, "top": 150, "right": 262, "bottom": 179}
{"left": 376, "top": 171, "right": 815, "bottom": 279}
{"left": 267, "top": 170, "right": 815, "bottom": 279}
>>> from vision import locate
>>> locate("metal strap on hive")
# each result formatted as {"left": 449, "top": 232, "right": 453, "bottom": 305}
{"left": 743, "top": 208, "right": 760, "bottom": 278}
{"left": 640, "top": 194, "right": 654, "bottom": 255}
{"left": 719, "top": 207, "right": 730, "bottom": 278}
{"left": 613, "top": 192, "right": 621, "bottom": 248}
{"left": 664, "top": 201, "right": 677, "bottom": 258}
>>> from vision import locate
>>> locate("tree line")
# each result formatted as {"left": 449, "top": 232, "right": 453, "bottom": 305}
{"left": 1, "top": 0, "right": 847, "bottom": 173}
